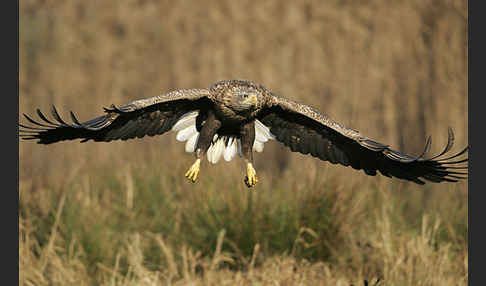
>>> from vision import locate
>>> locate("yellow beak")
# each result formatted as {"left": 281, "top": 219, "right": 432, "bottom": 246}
{"left": 249, "top": 94, "right": 258, "bottom": 106}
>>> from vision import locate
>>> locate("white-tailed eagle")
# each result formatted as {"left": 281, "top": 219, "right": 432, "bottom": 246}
{"left": 19, "top": 79, "right": 468, "bottom": 187}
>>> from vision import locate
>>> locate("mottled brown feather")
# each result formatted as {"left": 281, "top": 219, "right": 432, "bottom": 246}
{"left": 259, "top": 93, "right": 468, "bottom": 184}
{"left": 19, "top": 89, "right": 213, "bottom": 144}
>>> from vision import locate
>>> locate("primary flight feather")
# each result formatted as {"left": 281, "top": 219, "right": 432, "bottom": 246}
{"left": 19, "top": 79, "right": 468, "bottom": 187}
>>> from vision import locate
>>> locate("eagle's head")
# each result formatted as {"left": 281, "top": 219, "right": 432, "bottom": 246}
{"left": 218, "top": 80, "right": 264, "bottom": 113}
{"left": 230, "top": 86, "right": 259, "bottom": 112}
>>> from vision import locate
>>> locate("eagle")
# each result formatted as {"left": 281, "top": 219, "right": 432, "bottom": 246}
{"left": 19, "top": 79, "right": 468, "bottom": 188}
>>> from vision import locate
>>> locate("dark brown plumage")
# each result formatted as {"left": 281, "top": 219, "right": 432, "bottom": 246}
{"left": 19, "top": 79, "right": 468, "bottom": 187}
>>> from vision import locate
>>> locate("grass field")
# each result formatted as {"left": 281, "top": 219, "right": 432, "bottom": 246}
{"left": 19, "top": 1, "right": 468, "bottom": 285}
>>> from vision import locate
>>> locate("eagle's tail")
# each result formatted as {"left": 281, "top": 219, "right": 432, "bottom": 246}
{"left": 172, "top": 111, "right": 275, "bottom": 164}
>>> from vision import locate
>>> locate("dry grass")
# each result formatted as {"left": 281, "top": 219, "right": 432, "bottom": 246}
{"left": 19, "top": 1, "right": 467, "bottom": 285}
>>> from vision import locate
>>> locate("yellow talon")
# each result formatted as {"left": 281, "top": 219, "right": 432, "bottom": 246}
{"left": 244, "top": 162, "right": 258, "bottom": 188}
{"left": 185, "top": 159, "right": 201, "bottom": 183}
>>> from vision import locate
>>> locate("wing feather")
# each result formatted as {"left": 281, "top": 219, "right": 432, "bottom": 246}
{"left": 19, "top": 89, "right": 213, "bottom": 144}
{"left": 259, "top": 94, "right": 468, "bottom": 184}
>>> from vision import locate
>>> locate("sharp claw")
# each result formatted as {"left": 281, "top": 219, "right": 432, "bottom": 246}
{"left": 185, "top": 159, "right": 201, "bottom": 183}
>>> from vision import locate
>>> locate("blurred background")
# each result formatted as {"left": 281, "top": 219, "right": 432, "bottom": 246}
{"left": 19, "top": 1, "right": 468, "bottom": 285}
{"left": 19, "top": 0, "right": 468, "bottom": 182}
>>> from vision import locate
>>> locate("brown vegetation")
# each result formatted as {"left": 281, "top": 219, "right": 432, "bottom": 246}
{"left": 19, "top": 1, "right": 467, "bottom": 285}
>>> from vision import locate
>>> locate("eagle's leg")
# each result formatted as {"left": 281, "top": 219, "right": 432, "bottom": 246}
{"left": 241, "top": 122, "right": 258, "bottom": 188}
{"left": 184, "top": 111, "right": 221, "bottom": 183}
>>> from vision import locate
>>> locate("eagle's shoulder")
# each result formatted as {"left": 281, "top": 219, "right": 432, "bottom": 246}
{"left": 119, "top": 88, "right": 213, "bottom": 112}
{"left": 263, "top": 93, "right": 362, "bottom": 140}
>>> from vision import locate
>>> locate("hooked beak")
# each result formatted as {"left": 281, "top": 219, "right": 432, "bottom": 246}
{"left": 248, "top": 94, "right": 258, "bottom": 106}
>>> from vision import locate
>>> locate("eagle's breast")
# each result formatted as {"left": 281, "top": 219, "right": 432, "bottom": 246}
{"left": 213, "top": 101, "right": 249, "bottom": 124}
{"left": 210, "top": 93, "right": 250, "bottom": 124}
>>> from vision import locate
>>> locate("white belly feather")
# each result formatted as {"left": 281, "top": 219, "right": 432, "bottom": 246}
{"left": 171, "top": 111, "right": 275, "bottom": 164}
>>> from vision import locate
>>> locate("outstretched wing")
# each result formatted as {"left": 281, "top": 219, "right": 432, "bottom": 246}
{"left": 19, "top": 89, "right": 213, "bottom": 144}
{"left": 258, "top": 95, "right": 468, "bottom": 184}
